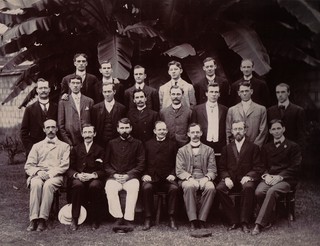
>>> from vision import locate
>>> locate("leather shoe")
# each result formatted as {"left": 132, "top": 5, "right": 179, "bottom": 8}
{"left": 169, "top": 217, "right": 177, "bottom": 230}
{"left": 36, "top": 219, "right": 46, "bottom": 232}
{"left": 190, "top": 220, "right": 197, "bottom": 231}
{"left": 26, "top": 219, "right": 37, "bottom": 232}
{"left": 142, "top": 218, "right": 151, "bottom": 231}
{"left": 264, "top": 223, "right": 273, "bottom": 229}
{"left": 199, "top": 220, "right": 206, "bottom": 229}
{"left": 228, "top": 223, "right": 239, "bottom": 231}
{"left": 92, "top": 221, "right": 99, "bottom": 230}
{"left": 70, "top": 218, "right": 78, "bottom": 231}
{"left": 251, "top": 224, "right": 261, "bottom": 235}
{"left": 241, "top": 223, "right": 250, "bottom": 233}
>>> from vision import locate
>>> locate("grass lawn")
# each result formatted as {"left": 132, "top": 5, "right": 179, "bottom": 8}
{"left": 0, "top": 162, "right": 320, "bottom": 246}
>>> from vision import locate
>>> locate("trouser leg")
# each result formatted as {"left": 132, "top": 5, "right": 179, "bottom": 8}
{"left": 123, "top": 179, "right": 140, "bottom": 221}
{"left": 199, "top": 181, "right": 216, "bottom": 222}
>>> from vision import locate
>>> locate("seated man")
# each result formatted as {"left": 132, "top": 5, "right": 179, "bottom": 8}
{"left": 252, "top": 119, "right": 301, "bottom": 235}
{"left": 67, "top": 124, "right": 106, "bottom": 231}
{"left": 141, "top": 121, "right": 179, "bottom": 230}
{"left": 176, "top": 123, "right": 217, "bottom": 230}
{"left": 104, "top": 118, "right": 145, "bottom": 232}
{"left": 25, "top": 119, "right": 70, "bottom": 232}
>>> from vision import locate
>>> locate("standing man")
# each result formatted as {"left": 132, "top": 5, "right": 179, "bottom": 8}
{"left": 67, "top": 124, "right": 106, "bottom": 231}
{"left": 160, "top": 86, "right": 192, "bottom": 147}
{"left": 194, "top": 57, "right": 229, "bottom": 106}
{"left": 58, "top": 75, "right": 94, "bottom": 147}
{"left": 124, "top": 65, "right": 159, "bottom": 111}
{"left": 91, "top": 83, "right": 126, "bottom": 148}
{"left": 98, "top": 60, "right": 125, "bottom": 104}
{"left": 159, "top": 60, "right": 196, "bottom": 109}
{"left": 230, "top": 59, "right": 270, "bottom": 107}
{"left": 127, "top": 89, "right": 159, "bottom": 143}
{"left": 176, "top": 123, "right": 217, "bottom": 230}
{"left": 105, "top": 118, "right": 145, "bottom": 231}
{"left": 25, "top": 119, "right": 70, "bottom": 232}
{"left": 60, "top": 53, "right": 101, "bottom": 104}
{"left": 21, "top": 78, "right": 58, "bottom": 155}
{"left": 226, "top": 81, "right": 267, "bottom": 147}
{"left": 216, "top": 120, "right": 263, "bottom": 233}
{"left": 192, "top": 83, "right": 228, "bottom": 154}
{"left": 141, "top": 121, "right": 179, "bottom": 230}
{"left": 252, "top": 119, "right": 301, "bottom": 235}
{"left": 267, "top": 83, "right": 306, "bottom": 148}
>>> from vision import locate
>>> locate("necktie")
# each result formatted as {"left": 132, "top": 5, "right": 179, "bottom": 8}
{"left": 278, "top": 105, "right": 285, "bottom": 110}
{"left": 40, "top": 103, "right": 48, "bottom": 115}
{"left": 275, "top": 141, "right": 281, "bottom": 147}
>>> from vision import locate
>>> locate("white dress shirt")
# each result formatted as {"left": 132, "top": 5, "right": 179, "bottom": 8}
{"left": 85, "top": 141, "right": 93, "bottom": 153}
{"left": 135, "top": 82, "right": 145, "bottom": 90}
{"left": 104, "top": 99, "right": 115, "bottom": 113}
{"left": 71, "top": 93, "right": 81, "bottom": 116}
{"left": 206, "top": 101, "right": 219, "bottom": 142}
{"left": 235, "top": 137, "right": 245, "bottom": 153}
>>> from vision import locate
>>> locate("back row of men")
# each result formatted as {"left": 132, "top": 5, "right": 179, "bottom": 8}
{"left": 21, "top": 54, "right": 305, "bottom": 156}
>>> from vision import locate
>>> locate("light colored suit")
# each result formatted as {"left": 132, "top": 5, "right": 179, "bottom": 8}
{"left": 226, "top": 102, "right": 267, "bottom": 147}
{"left": 58, "top": 94, "right": 94, "bottom": 146}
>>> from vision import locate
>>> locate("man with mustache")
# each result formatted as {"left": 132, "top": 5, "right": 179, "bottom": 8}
{"left": 21, "top": 78, "right": 58, "bottom": 155}
{"left": 176, "top": 123, "right": 217, "bottom": 230}
{"left": 67, "top": 124, "right": 106, "bottom": 231}
{"left": 104, "top": 118, "right": 145, "bottom": 232}
{"left": 216, "top": 120, "right": 263, "bottom": 233}
{"left": 25, "top": 119, "right": 70, "bottom": 232}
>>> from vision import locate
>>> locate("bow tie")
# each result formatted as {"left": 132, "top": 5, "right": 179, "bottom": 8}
{"left": 47, "top": 140, "right": 55, "bottom": 144}
{"left": 278, "top": 105, "right": 285, "bottom": 110}
{"left": 274, "top": 141, "right": 281, "bottom": 146}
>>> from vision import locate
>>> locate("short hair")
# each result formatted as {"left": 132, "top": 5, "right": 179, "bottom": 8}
{"left": 168, "top": 60, "right": 182, "bottom": 69}
{"left": 132, "top": 89, "right": 146, "bottom": 99}
{"left": 36, "top": 78, "right": 49, "bottom": 86}
{"left": 73, "top": 53, "right": 88, "bottom": 61}
{"left": 241, "top": 58, "right": 254, "bottom": 67}
{"left": 117, "top": 117, "right": 131, "bottom": 127}
{"left": 169, "top": 85, "right": 184, "bottom": 94}
{"left": 99, "top": 60, "right": 112, "bottom": 68}
{"left": 134, "top": 65, "right": 145, "bottom": 71}
{"left": 102, "top": 83, "right": 115, "bottom": 91}
{"left": 154, "top": 120, "right": 167, "bottom": 130}
{"left": 269, "top": 119, "right": 284, "bottom": 128}
{"left": 203, "top": 57, "right": 216, "bottom": 65}
{"left": 43, "top": 119, "right": 57, "bottom": 128}
{"left": 206, "top": 82, "right": 220, "bottom": 92}
{"left": 238, "top": 81, "right": 251, "bottom": 90}
{"left": 188, "top": 122, "right": 202, "bottom": 132}
{"left": 69, "top": 74, "right": 82, "bottom": 83}
{"left": 82, "top": 124, "right": 95, "bottom": 132}
{"left": 276, "top": 83, "right": 290, "bottom": 93}
{"left": 232, "top": 120, "right": 247, "bottom": 129}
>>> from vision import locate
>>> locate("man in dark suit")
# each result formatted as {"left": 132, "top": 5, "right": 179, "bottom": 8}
{"left": 230, "top": 59, "right": 270, "bottom": 107}
{"left": 124, "top": 65, "right": 159, "bottom": 111}
{"left": 267, "top": 83, "right": 306, "bottom": 148}
{"left": 252, "top": 119, "right": 301, "bottom": 235}
{"left": 127, "top": 89, "right": 158, "bottom": 143}
{"left": 58, "top": 75, "right": 94, "bottom": 147}
{"left": 91, "top": 83, "right": 126, "bottom": 148}
{"left": 194, "top": 57, "right": 229, "bottom": 106}
{"left": 20, "top": 78, "right": 58, "bottom": 155}
{"left": 216, "top": 120, "right": 263, "bottom": 233}
{"left": 60, "top": 53, "right": 101, "bottom": 104}
{"left": 67, "top": 124, "right": 105, "bottom": 231}
{"left": 141, "top": 121, "right": 179, "bottom": 230}
{"left": 192, "top": 83, "right": 228, "bottom": 154}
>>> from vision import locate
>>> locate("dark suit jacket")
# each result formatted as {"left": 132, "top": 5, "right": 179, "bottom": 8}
{"left": 261, "top": 139, "right": 301, "bottom": 187}
{"left": 67, "top": 142, "right": 106, "bottom": 180}
{"left": 144, "top": 137, "right": 178, "bottom": 182}
{"left": 267, "top": 103, "right": 305, "bottom": 148}
{"left": 124, "top": 85, "right": 160, "bottom": 112}
{"left": 192, "top": 103, "right": 228, "bottom": 153}
{"left": 218, "top": 139, "right": 263, "bottom": 183}
{"left": 127, "top": 108, "right": 159, "bottom": 142}
{"left": 58, "top": 95, "right": 93, "bottom": 146}
{"left": 20, "top": 101, "right": 58, "bottom": 153}
{"left": 194, "top": 76, "right": 230, "bottom": 106}
{"left": 91, "top": 101, "right": 126, "bottom": 147}
{"left": 60, "top": 73, "right": 101, "bottom": 104}
{"left": 230, "top": 77, "right": 270, "bottom": 107}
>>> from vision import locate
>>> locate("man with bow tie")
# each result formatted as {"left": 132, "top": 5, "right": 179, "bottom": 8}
{"left": 25, "top": 119, "right": 70, "bottom": 232}
{"left": 194, "top": 57, "right": 230, "bottom": 106}
{"left": 176, "top": 123, "right": 217, "bottom": 230}
{"left": 67, "top": 124, "right": 106, "bottom": 231}
{"left": 267, "top": 83, "right": 305, "bottom": 149}
{"left": 20, "top": 78, "right": 58, "bottom": 156}
{"left": 252, "top": 119, "right": 301, "bottom": 235}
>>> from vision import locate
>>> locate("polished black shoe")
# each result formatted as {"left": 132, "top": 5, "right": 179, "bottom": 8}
{"left": 27, "top": 219, "right": 37, "bottom": 232}
{"left": 70, "top": 218, "right": 78, "bottom": 231}
{"left": 142, "top": 218, "right": 151, "bottom": 231}
{"left": 199, "top": 220, "right": 207, "bottom": 229}
{"left": 114, "top": 218, "right": 124, "bottom": 226}
{"left": 169, "top": 217, "right": 177, "bottom": 230}
{"left": 190, "top": 220, "right": 197, "bottom": 231}
{"left": 251, "top": 224, "right": 261, "bottom": 236}
{"left": 241, "top": 223, "right": 250, "bottom": 233}
{"left": 228, "top": 223, "right": 239, "bottom": 231}
{"left": 264, "top": 223, "right": 273, "bottom": 229}
{"left": 36, "top": 219, "right": 47, "bottom": 232}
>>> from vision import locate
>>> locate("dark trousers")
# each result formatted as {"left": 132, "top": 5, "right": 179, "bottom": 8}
{"left": 142, "top": 180, "right": 179, "bottom": 218}
{"left": 71, "top": 179, "right": 104, "bottom": 222}
{"left": 216, "top": 180, "right": 257, "bottom": 225}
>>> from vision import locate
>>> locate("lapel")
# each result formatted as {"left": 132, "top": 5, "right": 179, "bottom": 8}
{"left": 246, "top": 102, "right": 255, "bottom": 117}
{"left": 218, "top": 104, "right": 223, "bottom": 121}
{"left": 69, "top": 95, "right": 78, "bottom": 112}
{"left": 174, "top": 105, "right": 185, "bottom": 117}
{"left": 200, "top": 104, "right": 208, "bottom": 124}
{"left": 34, "top": 101, "right": 45, "bottom": 125}
{"left": 236, "top": 103, "right": 245, "bottom": 119}
{"left": 230, "top": 142, "right": 240, "bottom": 164}
{"left": 238, "top": 139, "right": 249, "bottom": 162}
{"left": 79, "top": 95, "right": 86, "bottom": 112}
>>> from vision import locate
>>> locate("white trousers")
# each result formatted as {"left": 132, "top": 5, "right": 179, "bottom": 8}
{"left": 105, "top": 178, "right": 140, "bottom": 221}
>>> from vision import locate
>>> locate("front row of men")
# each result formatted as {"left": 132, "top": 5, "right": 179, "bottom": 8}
{"left": 25, "top": 118, "right": 301, "bottom": 235}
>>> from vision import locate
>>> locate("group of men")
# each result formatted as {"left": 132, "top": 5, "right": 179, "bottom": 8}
{"left": 21, "top": 53, "right": 304, "bottom": 235}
